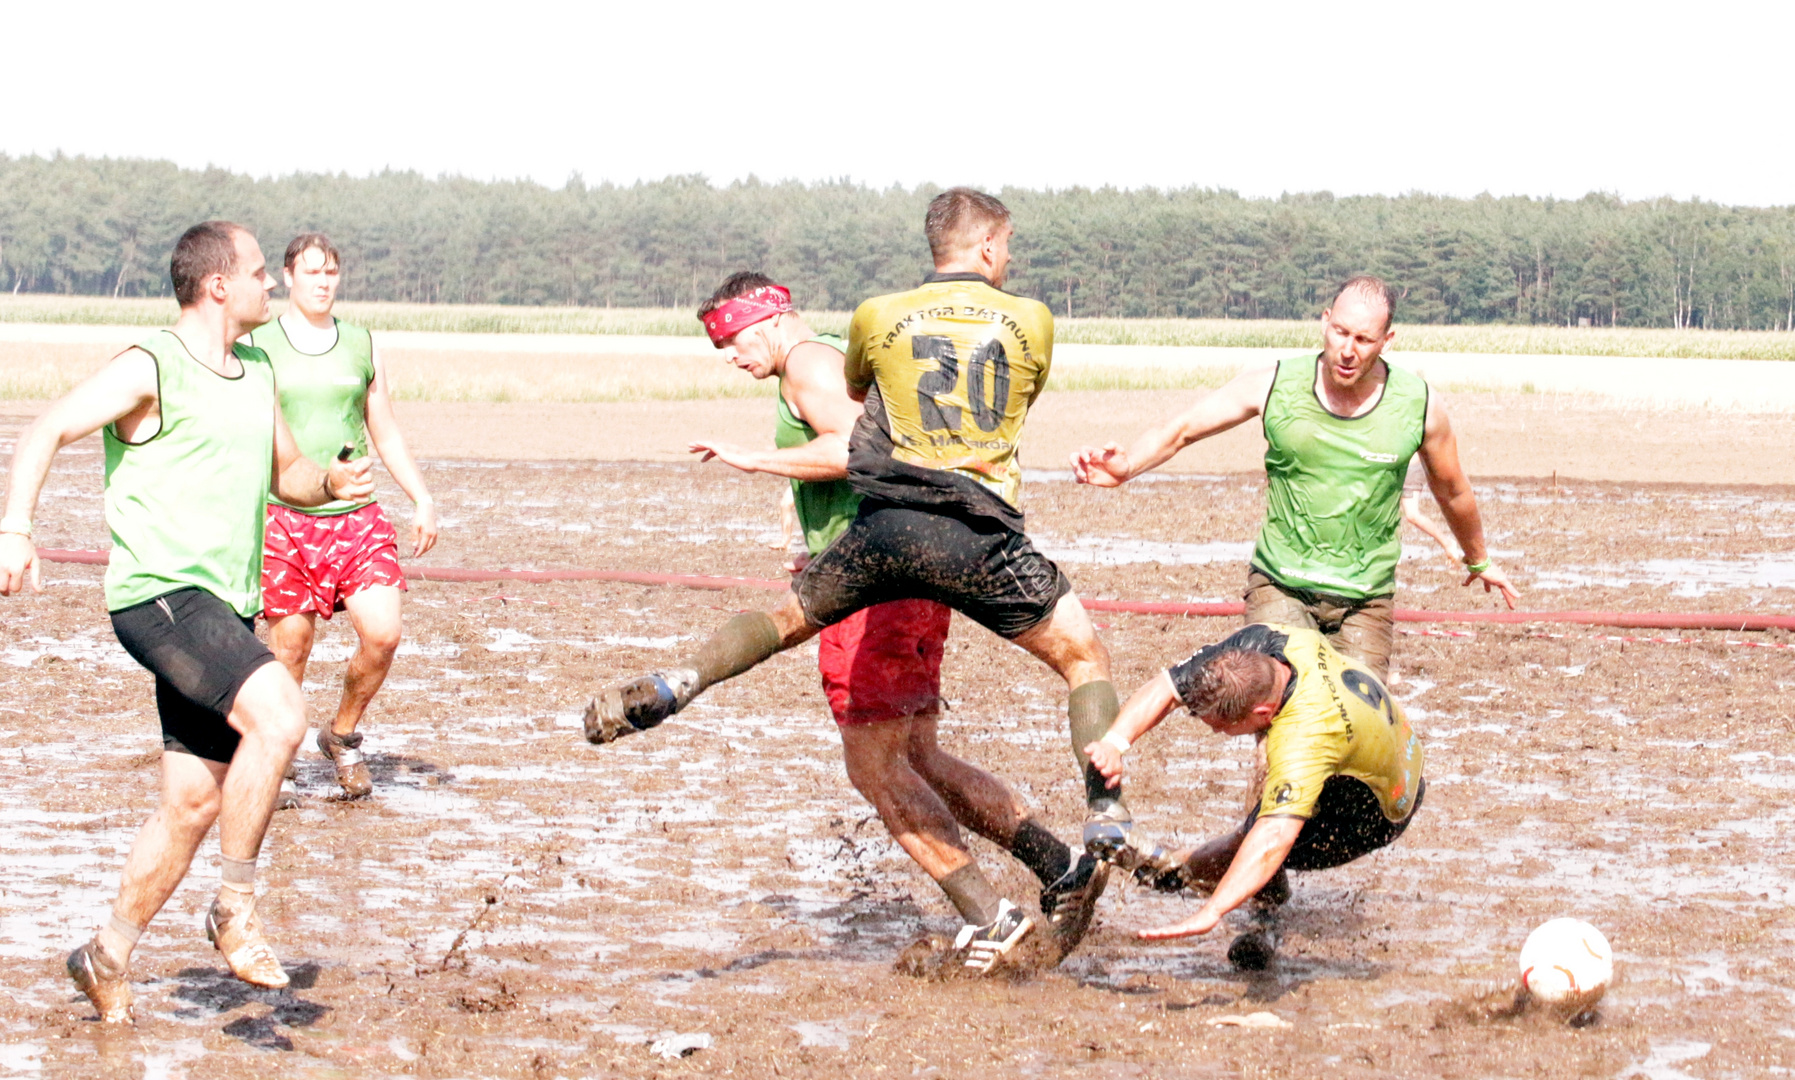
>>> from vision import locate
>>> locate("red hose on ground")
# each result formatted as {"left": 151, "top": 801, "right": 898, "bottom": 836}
{"left": 35, "top": 549, "right": 1795, "bottom": 633}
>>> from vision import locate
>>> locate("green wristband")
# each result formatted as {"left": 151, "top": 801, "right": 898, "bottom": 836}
{"left": 1465, "top": 557, "right": 1492, "bottom": 575}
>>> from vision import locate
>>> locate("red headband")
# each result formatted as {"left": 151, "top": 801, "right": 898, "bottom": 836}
{"left": 703, "top": 284, "right": 793, "bottom": 347}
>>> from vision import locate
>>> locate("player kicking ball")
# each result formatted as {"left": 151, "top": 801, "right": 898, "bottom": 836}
{"left": 584, "top": 190, "right": 1118, "bottom": 971}
{"left": 251, "top": 234, "right": 439, "bottom": 801}
{"left": 637, "top": 272, "right": 1098, "bottom": 972}
{"left": 1082, "top": 624, "right": 1425, "bottom": 970}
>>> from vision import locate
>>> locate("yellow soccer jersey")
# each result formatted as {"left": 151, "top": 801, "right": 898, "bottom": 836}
{"left": 1168, "top": 624, "right": 1424, "bottom": 823}
{"left": 844, "top": 273, "right": 1054, "bottom": 517}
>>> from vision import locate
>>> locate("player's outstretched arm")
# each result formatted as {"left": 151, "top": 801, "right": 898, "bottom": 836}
{"left": 1084, "top": 670, "right": 1181, "bottom": 787}
{"left": 1, "top": 348, "right": 159, "bottom": 595}
{"left": 1071, "top": 364, "right": 1276, "bottom": 487}
{"left": 271, "top": 404, "right": 373, "bottom": 509}
{"left": 689, "top": 341, "right": 862, "bottom": 482}
{"left": 1138, "top": 816, "right": 1303, "bottom": 940}
{"left": 365, "top": 347, "right": 438, "bottom": 557}
{"left": 1417, "top": 393, "right": 1520, "bottom": 609}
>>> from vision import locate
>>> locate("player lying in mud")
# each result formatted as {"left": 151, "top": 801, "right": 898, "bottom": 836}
{"left": 1082, "top": 623, "right": 1427, "bottom": 970}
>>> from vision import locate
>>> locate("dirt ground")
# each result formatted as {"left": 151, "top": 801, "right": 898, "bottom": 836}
{"left": 0, "top": 398, "right": 1792, "bottom": 1078}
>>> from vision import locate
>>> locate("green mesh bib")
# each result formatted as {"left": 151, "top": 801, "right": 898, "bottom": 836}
{"left": 1251, "top": 355, "right": 1429, "bottom": 600}
{"left": 103, "top": 331, "right": 277, "bottom": 616}
{"left": 250, "top": 317, "right": 375, "bottom": 515}
{"left": 774, "top": 334, "right": 860, "bottom": 554}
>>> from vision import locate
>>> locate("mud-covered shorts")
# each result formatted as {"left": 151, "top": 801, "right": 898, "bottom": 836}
{"left": 818, "top": 598, "right": 950, "bottom": 725}
{"left": 1243, "top": 568, "right": 1395, "bottom": 682}
{"left": 1252, "top": 774, "right": 1426, "bottom": 872}
{"left": 794, "top": 501, "right": 1072, "bottom": 640}
{"left": 110, "top": 587, "right": 277, "bottom": 763}
{"left": 262, "top": 502, "right": 407, "bottom": 620}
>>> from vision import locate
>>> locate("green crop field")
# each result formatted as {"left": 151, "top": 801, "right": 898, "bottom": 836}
{"left": 4, "top": 295, "right": 1794, "bottom": 361}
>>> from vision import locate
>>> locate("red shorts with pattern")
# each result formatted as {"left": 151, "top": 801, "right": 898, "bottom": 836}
{"left": 817, "top": 599, "right": 951, "bottom": 725}
{"left": 261, "top": 503, "right": 407, "bottom": 621}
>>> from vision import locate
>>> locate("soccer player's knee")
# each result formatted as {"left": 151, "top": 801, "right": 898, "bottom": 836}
{"left": 237, "top": 668, "right": 307, "bottom": 750}
{"left": 166, "top": 779, "right": 223, "bottom": 828}
{"left": 360, "top": 621, "right": 401, "bottom": 660}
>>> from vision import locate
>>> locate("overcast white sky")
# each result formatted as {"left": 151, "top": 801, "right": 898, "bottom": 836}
{"left": 7, "top": 0, "right": 1789, "bottom": 205}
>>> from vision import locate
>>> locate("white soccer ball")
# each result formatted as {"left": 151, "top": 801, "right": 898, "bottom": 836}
{"left": 1519, "top": 918, "right": 1613, "bottom": 1008}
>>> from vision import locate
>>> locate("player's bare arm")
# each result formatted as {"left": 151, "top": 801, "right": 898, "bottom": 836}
{"left": 1084, "top": 670, "right": 1182, "bottom": 786}
{"left": 270, "top": 404, "right": 373, "bottom": 509}
{"left": 1417, "top": 393, "right": 1520, "bottom": 608}
{"left": 1138, "top": 816, "right": 1304, "bottom": 940}
{"left": 1071, "top": 363, "right": 1277, "bottom": 486}
{"left": 364, "top": 347, "right": 439, "bottom": 556}
{"left": 0, "top": 348, "right": 160, "bottom": 595}
{"left": 689, "top": 341, "right": 862, "bottom": 482}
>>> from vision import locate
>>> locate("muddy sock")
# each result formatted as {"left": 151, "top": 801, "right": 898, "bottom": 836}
{"left": 1009, "top": 818, "right": 1073, "bottom": 887}
{"left": 1068, "top": 680, "right": 1123, "bottom": 811}
{"left": 938, "top": 863, "right": 1002, "bottom": 926}
{"left": 690, "top": 612, "right": 783, "bottom": 691}
{"left": 218, "top": 855, "right": 257, "bottom": 911}
{"left": 95, "top": 911, "right": 142, "bottom": 971}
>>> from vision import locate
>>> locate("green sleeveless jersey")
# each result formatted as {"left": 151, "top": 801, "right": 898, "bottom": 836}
{"left": 1252, "top": 355, "right": 1429, "bottom": 600}
{"left": 774, "top": 334, "right": 860, "bottom": 554}
{"left": 249, "top": 317, "right": 375, "bottom": 515}
{"left": 103, "top": 331, "right": 277, "bottom": 616}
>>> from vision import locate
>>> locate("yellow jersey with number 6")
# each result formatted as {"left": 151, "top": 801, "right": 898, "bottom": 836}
{"left": 844, "top": 272, "right": 1053, "bottom": 523}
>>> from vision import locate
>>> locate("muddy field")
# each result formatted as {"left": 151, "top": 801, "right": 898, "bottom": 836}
{"left": 1, "top": 404, "right": 1793, "bottom": 1078}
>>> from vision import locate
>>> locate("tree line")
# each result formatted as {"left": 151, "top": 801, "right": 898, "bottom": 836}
{"left": 3, "top": 153, "right": 1793, "bottom": 330}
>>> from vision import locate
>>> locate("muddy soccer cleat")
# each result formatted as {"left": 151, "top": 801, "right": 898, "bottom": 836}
{"left": 1227, "top": 900, "right": 1283, "bottom": 971}
{"left": 953, "top": 899, "right": 1034, "bottom": 974}
{"left": 583, "top": 668, "right": 700, "bottom": 744}
{"left": 1083, "top": 809, "right": 1188, "bottom": 893}
{"left": 317, "top": 728, "right": 372, "bottom": 799}
{"left": 1039, "top": 852, "right": 1111, "bottom": 957}
{"left": 275, "top": 763, "right": 300, "bottom": 810}
{"left": 66, "top": 940, "right": 132, "bottom": 1023}
{"left": 204, "top": 898, "right": 290, "bottom": 989}
{"left": 1227, "top": 922, "right": 1282, "bottom": 971}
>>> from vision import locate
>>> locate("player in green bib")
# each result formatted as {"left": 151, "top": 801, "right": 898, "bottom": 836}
{"left": 1073, "top": 275, "right": 1519, "bottom": 681}
{"left": 249, "top": 234, "right": 439, "bottom": 802}
{"left": 671, "top": 273, "right": 1102, "bottom": 971}
{"left": 0, "top": 222, "right": 374, "bottom": 1022}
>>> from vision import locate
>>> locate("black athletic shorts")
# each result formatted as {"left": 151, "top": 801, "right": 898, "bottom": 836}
{"left": 794, "top": 501, "right": 1073, "bottom": 640}
{"left": 1251, "top": 775, "right": 1426, "bottom": 872}
{"left": 110, "top": 587, "right": 277, "bottom": 764}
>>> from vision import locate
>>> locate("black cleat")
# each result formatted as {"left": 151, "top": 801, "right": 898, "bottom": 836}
{"left": 1040, "top": 853, "right": 1110, "bottom": 959}
{"left": 1227, "top": 926, "right": 1281, "bottom": 971}
{"left": 583, "top": 669, "right": 699, "bottom": 744}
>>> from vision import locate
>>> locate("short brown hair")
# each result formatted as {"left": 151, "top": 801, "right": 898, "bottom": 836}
{"left": 1180, "top": 649, "right": 1281, "bottom": 724}
{"left": 924, "top": 187, "right": 1011, "bottom": 262}
{"left": 285, "top": 232, "right": 341, "bottom": 272}
{"left": 697, "top": 270, "right": 782, "bottom": 320}
{"left": 170, "top": 221, "right": 244, "bottom": 308}
{"left": 1331, "top": 274, "right": 1399, "bottom": 332}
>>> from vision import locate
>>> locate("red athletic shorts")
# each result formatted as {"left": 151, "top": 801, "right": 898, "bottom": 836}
{"left": 261, "top": 503, "right": 407, "bottom": 621}
{"left": 817, "top": 598, "right": 951, "bottom": 725}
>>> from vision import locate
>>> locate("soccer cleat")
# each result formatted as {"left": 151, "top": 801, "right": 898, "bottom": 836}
{"left": 275, "top": 763, "right": 301, "bottom": 811}
{"left": 1227, "top": 924, "right": 1281, "bottom": 971}
{"left": 1227, "top": 901, "right": 1282, "bottom": 971}
{"left": 583, "top": 668, "right": 700, "bottom": 744}
{"left": 1083, "top": 812, "right": 1188, "bottom": 893}
{"left": 317, "top": 729, "right": 372, "bottom": 799}
{"left": 1039, "top": 853, "right": 1110, "bottom": 957}
{"left": 204, "top": 898, "right": 290, "bottom": 989}
{"left": 953, "top": 899, "right": 1034, "bottom": 974}
{"left": 66, "top": 940, "right": 132, "bottom": 1023}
